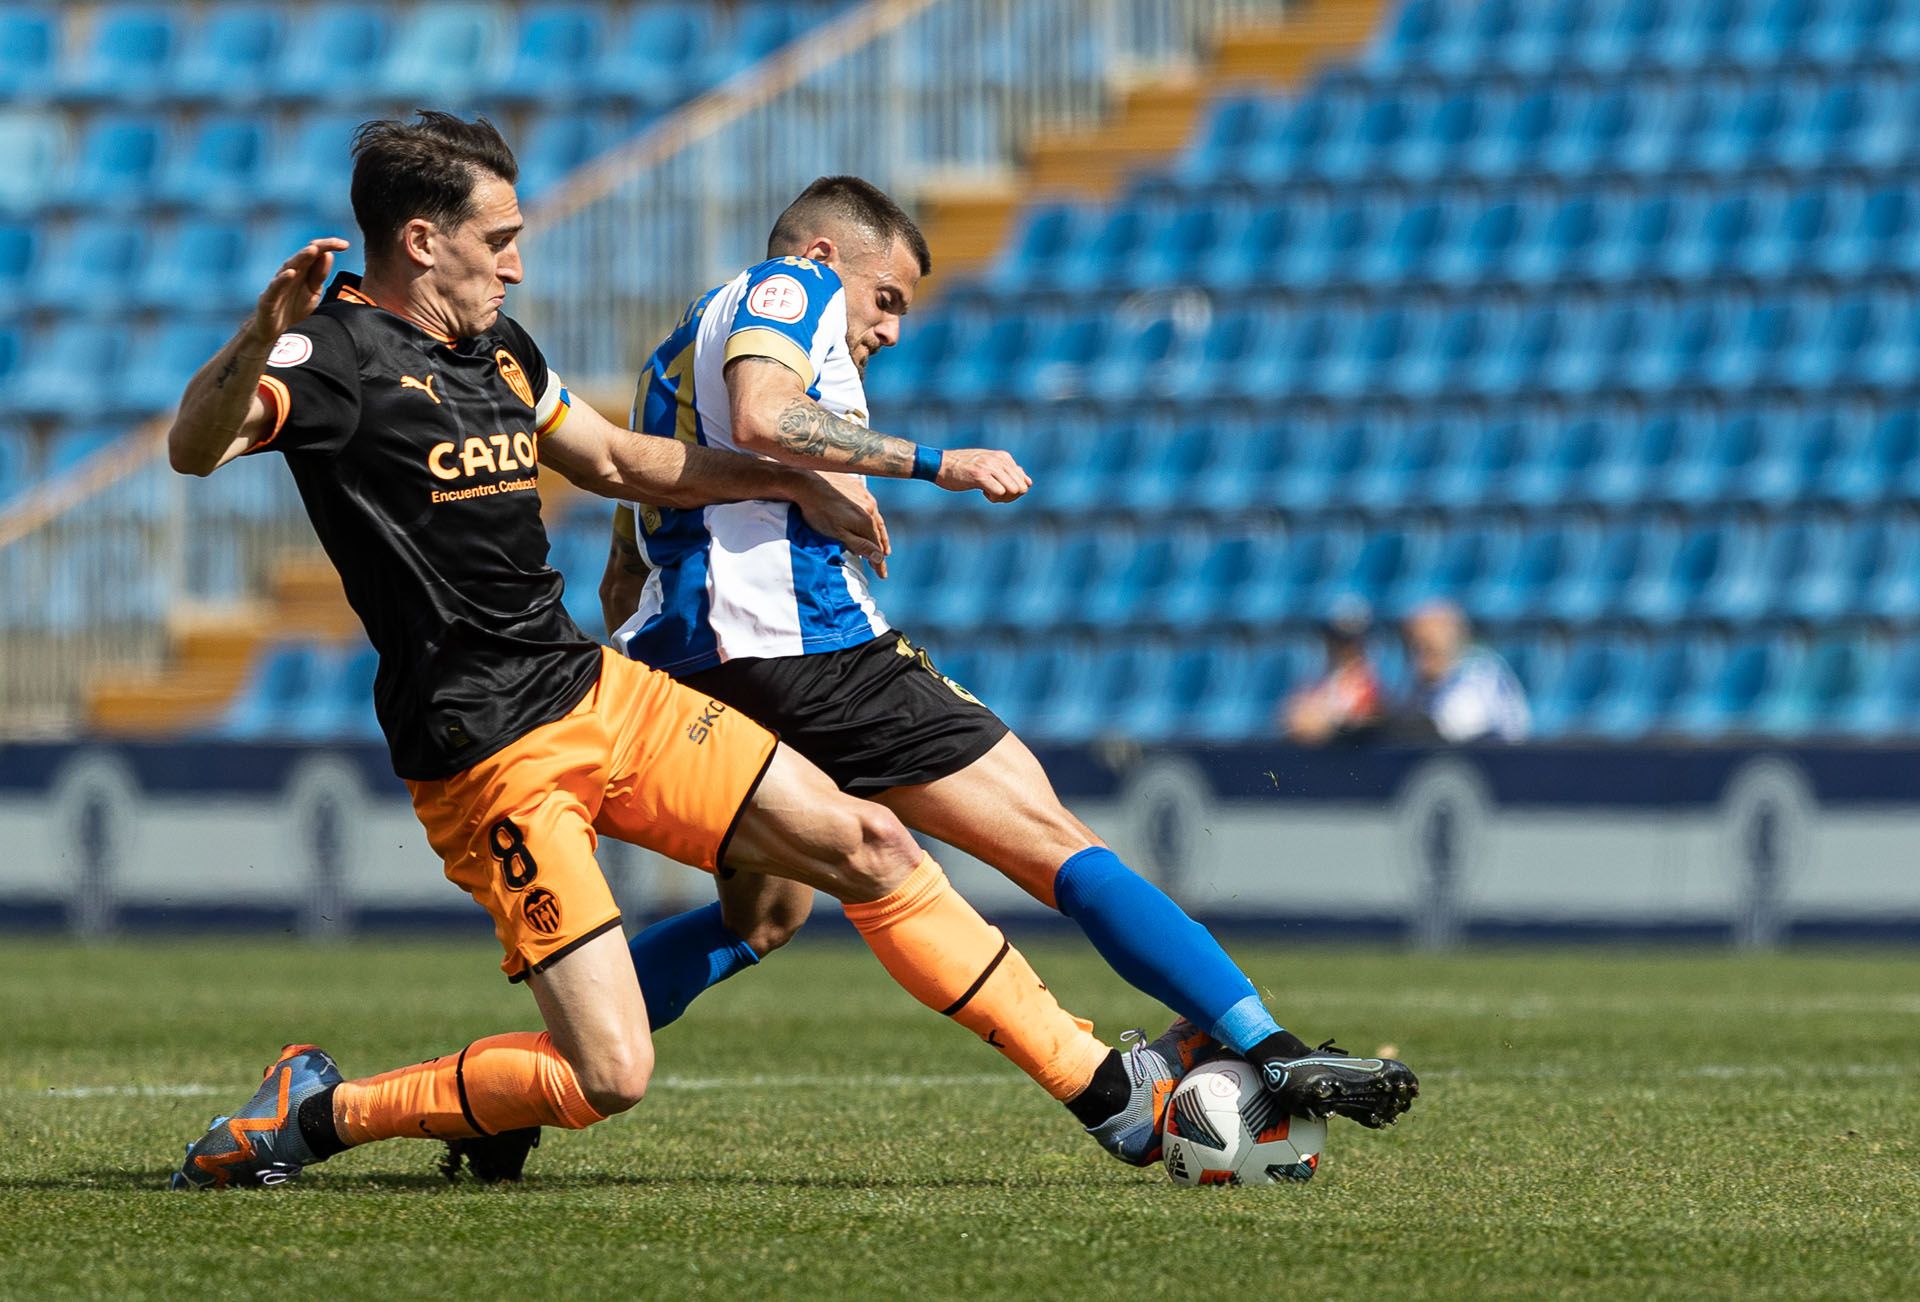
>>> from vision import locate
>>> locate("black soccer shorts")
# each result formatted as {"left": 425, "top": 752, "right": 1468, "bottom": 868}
{"left": 674, "top": 633, "right": 1009, "bottom": 795}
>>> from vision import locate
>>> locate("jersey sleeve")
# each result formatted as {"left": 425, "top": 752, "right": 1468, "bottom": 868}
{"left": 723, "top": 258, "right": 843, "bottom": 389}
{"left": 249, "top": 314, "right": 361, "bottom": 457}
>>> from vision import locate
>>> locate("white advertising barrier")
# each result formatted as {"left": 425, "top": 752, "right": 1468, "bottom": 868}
{"left": 2, "top": 741, "right": 1917, "bottom": 945}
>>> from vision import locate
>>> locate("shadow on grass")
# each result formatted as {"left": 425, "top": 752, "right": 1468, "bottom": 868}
{"left": 2, "top": 1168, "right": 1094, "bottom": 1193}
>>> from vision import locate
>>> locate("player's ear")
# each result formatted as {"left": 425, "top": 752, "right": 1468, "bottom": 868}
{"left": 802, "top": 236, "right": 835, "bottom": 265}
{"left": 400, "top": 218, "right": 437, "bottom": 270}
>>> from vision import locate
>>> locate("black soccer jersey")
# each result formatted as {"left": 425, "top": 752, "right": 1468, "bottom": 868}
{"left": 248, "top": 272, "right": 601, "bottom": 780}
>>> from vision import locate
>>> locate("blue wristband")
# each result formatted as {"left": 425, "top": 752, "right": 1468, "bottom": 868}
{"left": 910, "top": 444, "right": 943, "bottom": 482}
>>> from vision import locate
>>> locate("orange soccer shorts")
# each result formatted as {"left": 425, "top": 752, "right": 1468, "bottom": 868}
{"left": 407, "top": 647, "right": 779, "bottom": 982}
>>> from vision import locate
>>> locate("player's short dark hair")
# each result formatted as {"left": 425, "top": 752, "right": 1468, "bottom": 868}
{"left": 768, "top": 175, "right": 932, "bottom": 275}
{"left": 350, "top": 112, "right": 520, "bottom": 262}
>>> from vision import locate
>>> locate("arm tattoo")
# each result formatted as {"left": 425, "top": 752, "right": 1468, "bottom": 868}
{"left": 612, "top": 533, "right": 651, "bottom": 577}
{"left": 212, "top": 352, "right": 241, "bottom": 391}
{"left": 774, "top": 399, "right": 911, "bottom": 475}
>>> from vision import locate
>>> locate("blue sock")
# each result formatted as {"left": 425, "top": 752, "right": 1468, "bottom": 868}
{"left": 1054, "top": 846, "right": 1284, "bottom": 1056}
{"left": 626, "top": 903, "right": 760, "bottom": 1031}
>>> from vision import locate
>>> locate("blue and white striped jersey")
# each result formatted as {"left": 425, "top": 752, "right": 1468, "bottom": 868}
{"left": 610, "top": 257, "right": 889, "bottom": 673}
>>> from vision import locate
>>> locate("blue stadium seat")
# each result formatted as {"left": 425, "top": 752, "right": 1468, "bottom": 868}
{"left": 133, "top": 217, "right": 250, "bottom": 313}
{"left": 1124, "top": 643, "right": 1246, "bottom": 743}
{"left": 591, "top": 4, "right": 713, "bottom": 110}
{"left": 59, "top": 114, "right": 165, "bottom": 208}
{"left": 1507, "top": 191, "right": 1602, "bottom": 285}
{"left": 496, "top": 5, "right": 608, "bottom": 105}
{"left": 221, "top": 643, "right": 332, "bottom": 738}
{"left": 0, "top": 218, "right": 34, "bottom": 313}
{"left": 1544, "top": 519, "right": 1664, "bottom": 625}
{"left": 155, "top": 116, "right": 268, "bottom": 214}
{"left": 1859, "top": 518, "right": 1920, "bottom": 621}
{"left": 13, "top": 322, "right": 132, "bottom": 419}
{"left": 0, "top": 421, "right": 30, "bottom": 505}
{"left": 1731, "top": 0, "right": 1820, "bottom": 68}
{"left": 56, "top": 4, "right": 179, "bottom": 104}
{"left": 0, "top": 5, "right": 54, "bottom": 102}
{"left": 0, "top": 324, "right": 20, "bottom": 409}
{"left": 1820, "top": 182, "right": 1915, "bottom": 276}
{"left": 169, "top": 5, "right": 285, "bottom": 104}
{"left": 1467, "top": 84, "right": 1561, "bottom": 180}
{"left": 1668, "top": 405, "right": 1766, "bottom": 507}
{"left": 278, "top": 4, "right": 389, "bottom": 103}
{"left": 0, "top": 109, "right": 64, "bottom": 213}
{"left": 702, "top": 3, "right": 812, "bottom": 88}
{"left": 123, "top": 319, "right": 232, "bottom": 414}
{"left": 380, "top": 3, "right": 507, "bottom": 102}
{"left": 1479, "top": 520, "right": 1583, "bottom": 627}
{"left": 1844, "top": 633, "right": 1920, "bottom": 737}
{"left": 1510, "top": 414, "right": 1606, "bottom": 509}
{"left": 516, "top": 112, "right": 615, "bottom": 201}
{"left": 1758, "top": 632, "right": 1875, "bottom": 738}
{"left": 1579, "top": 0, "right": 1667, "bottom": 73}
{"left": 1594, "top": 635, "right": 1717, "bottom": 740}
{"left": 1584, "top": 407, "right": 1686, "bottom": 509}
{"left": 1823, "top": 405, "right": 1917, "bottom": 506}
{"left": 27, "top": 217, "right": 145, "bottom": 314}
{"left": 1619, "top": 520, "right": 1728, "bottom": 625}
{"left": 1671, "top": 634, "right": 1794, "bottom": 738}
{"left": 260, "top": 112, "right": 363, "bottom": 213}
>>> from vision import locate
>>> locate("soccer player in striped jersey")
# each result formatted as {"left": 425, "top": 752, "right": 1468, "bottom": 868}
{"left": 594, "top": 177, "right": 1419, "bottom": 1166}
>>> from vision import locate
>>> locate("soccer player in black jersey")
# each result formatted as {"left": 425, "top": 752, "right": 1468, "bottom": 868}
{"left": 166, "top": 113, "right": 1160, "bottom": 1189}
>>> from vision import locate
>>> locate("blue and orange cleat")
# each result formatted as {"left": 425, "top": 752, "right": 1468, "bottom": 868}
{"left": 1085, "top": 1019, "right": 1215, "bottom": 1167}
{"left": 170, "top": 1043, "right": 342, "bottom": 1190}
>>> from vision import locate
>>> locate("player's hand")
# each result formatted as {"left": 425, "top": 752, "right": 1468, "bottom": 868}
{"left": 934, "top": 448, "right": 1031, "bottom": 503}
{"left": 250, "top": 238, "right": 350, "bottom": 345}
{"left": 796, "top": 471, "right": 891, "bottom": 578}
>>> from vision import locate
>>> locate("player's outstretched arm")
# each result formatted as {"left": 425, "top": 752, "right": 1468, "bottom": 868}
{"left": 167, "top": 239, "right": 349, "bottom": 477}
{"left": 725, "top": 357, "right": 1032, "bottom": 502}
{"left": 541, "top": 395, "right": 890, "bottom": 570}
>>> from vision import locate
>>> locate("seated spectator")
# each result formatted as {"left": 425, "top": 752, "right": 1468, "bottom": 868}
{"left": 1402, "top": 600, "right": 1530, "bottom": 743}
{"left": 1282, "top": 598, "right": 1384, "bottom": 745}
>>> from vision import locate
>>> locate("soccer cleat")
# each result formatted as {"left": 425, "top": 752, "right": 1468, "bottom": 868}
{"left": 439, "top": 1127, "right": 541, "bottom": 1184}
{"left": 1254, "top": 1040, "right": 1419, "bottom": 1129}
{"left": 1085, "top": 1021, "right": 1211, "bottom": 1166}
{"left": 170, "top": 1044, "right": 342, "bottom": 1190}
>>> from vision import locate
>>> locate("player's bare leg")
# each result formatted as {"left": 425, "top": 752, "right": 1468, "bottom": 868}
{"left": 717, "top": 868, "right": 814, "bottom": 956}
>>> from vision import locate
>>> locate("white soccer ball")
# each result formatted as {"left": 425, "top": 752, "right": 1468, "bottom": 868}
{"left": 1161, "top": 1058, "right": 1327, "bottom": 1187}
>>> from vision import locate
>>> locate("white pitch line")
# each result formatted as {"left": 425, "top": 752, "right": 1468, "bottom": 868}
{"left": 9, "top": 1062, "right": 1912, "bottom": 1101}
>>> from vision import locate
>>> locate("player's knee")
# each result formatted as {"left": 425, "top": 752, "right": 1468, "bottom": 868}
{"left": 731, "top": 895, "right": 812, "bottom": 956}
{"left": 577, "top": 1036, "right": 654, "bottom": 1117}
{"left": 841, "top": 805, "right": 920, "bottom": 899}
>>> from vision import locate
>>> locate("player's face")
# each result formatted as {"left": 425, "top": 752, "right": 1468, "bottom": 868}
{"left": 836, "top": 238, "right": 920, "bottom": 375}
{"left": 431, "top": 174, "right": 525, "bottom": 337}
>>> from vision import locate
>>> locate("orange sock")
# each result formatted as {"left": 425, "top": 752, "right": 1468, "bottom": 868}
{"left": 843, "top": 857, "right": 1110, "bottom": 1101}
{"left": 332, "top": 1031, "right": 605, "bottom": 1145}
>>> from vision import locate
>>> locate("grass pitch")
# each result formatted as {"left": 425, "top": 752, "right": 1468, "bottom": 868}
{"left": 2, "top": 937, "right": 1916, "bottom": 1300}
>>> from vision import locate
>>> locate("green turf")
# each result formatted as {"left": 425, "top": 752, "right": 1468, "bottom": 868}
{"left": 1, "top": 939, "right": 1915, "bottom": 1299}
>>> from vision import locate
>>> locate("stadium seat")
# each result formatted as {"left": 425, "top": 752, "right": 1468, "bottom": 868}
{"left": 0, "top": 5, "right": 54, "bottom": 102}
{"left": 12, "top": 322, "right": 133, "bottom": 420}
{"left": 515, "top": 112, "right": 615, "bottom": 201}
{"left": 27, "top": 217, "right": 145, "bottom": 314}
{"left": 133, "top": 217, "right": 251, "bottom": 313}
{"left": 123, "top": 319, "right": 232, "bottom": 414}
{"left": 1759, "top": 632, "right": 1878, "bottom": 738}
{"left": 1843, "top": 634, "right": 1920, "bottom": 737}
{"left": 260, "top": 113, "right": 364, "bottom": 214}
{"left": 0, "top": 422, "right": 31, "bottom": 506}
{"left": 590, "top": 4, "right": 713, "bottom": 110}
{"left": 59, "top": 114, "right": 166, "bottom": 209}
{"left": 154, "top": 116, "right": 269, "bottom": 214}
{"left": 0, "top": 219, "right": 34, "bottom": 313}
{"left": 56, "top": 4, "right": 179, "bottom": 104}
{"left": 221, "top": 643, "right": 334, "bottom": 738}
{"left": 169, "top": 5, "right": 285, "bottom": 104}
{"left": 379, "top": 3, "right": 507, "bottom": 103}
{"left": 278, "top": 4, "right": 390, "bottom": 103}
{"left": 0, "top": 109, "right": 64, "bottom": 214}
{"left": 495, "top": 5, "right": 609, "bottom": 106}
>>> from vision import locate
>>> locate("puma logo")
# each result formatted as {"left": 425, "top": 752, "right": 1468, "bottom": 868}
{"left": 400, "top": 374, "right": 440, "bottom": 404}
